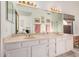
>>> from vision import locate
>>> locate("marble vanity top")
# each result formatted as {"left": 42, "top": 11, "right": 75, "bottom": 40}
{"left": 4, "top": 33, "right": 73, "bottom": 43}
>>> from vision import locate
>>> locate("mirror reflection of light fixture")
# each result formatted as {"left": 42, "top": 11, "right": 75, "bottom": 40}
{"left": 49, "top": 7, "right": 62, "bottom": 13}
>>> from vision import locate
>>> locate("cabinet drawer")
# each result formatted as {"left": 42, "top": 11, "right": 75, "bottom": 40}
{"left": 39, "top": 39, "right": 48, "bottom": 44}
{"left": 5, "top": 42, "right": 21, "bottom": 51}
{"left": 6, "top": 47, "right": 31, "bottom": 57}
{"left": 49, "top": 39, "right": 55, "bottom": 44}
{"left": 22, "top": 40, "right": 39, "bottom": 47}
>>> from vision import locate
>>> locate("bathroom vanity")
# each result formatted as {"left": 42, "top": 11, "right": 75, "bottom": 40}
{"left": 1, "top": 2, "right": 74, "bottom": 57}
{"left": 4, "top": 33, "right": 73, "bottom": 57}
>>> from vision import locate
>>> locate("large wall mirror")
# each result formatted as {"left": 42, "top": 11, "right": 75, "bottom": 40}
{"left": 15, "top": 3, "right": 63, "bottom": 34}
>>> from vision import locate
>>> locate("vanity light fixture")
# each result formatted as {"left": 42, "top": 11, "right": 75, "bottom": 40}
{"left": 49, "top": 7, "right": 62, "bottom": 13}
{"left": 17, "top": 1, "right": 38, "bottom": 8}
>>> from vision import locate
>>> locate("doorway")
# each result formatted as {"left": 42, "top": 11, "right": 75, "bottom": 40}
{"left": 63, "top": 20, "right": 73, "bottom": 34}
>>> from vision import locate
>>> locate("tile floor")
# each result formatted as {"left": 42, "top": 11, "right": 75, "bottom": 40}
{"left": 57, "top": 48, "right": 79, "bottom": 57}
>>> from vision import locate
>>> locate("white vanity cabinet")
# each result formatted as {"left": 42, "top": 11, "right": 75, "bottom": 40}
{"left": 4, "top": 34, "right": 73, "bottom": 57}
{"left": 55, "top": 35, "right": 73, "bottom": 56}
{"left": 32, "top": 43, "right": 49, "bottom": 57}
{"left": 49, "top": 38, "right": 56, "bottom": 57}
{"left": 5, "top": 41, "right": 32, "bottom": 57}
{"left": 56, "top": 37, "right": 66, "bottom": 56}
{"left": 65, "top": 36, "right": 73, "bottom": 51}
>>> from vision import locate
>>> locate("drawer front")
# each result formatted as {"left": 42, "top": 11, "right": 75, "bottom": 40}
{"left": 6, "top": 47, "right": 31, "bottom": 57}
{"left": 49, "top": 39, "right": 55, "bottom": 44}
{"left": 39, "top": 39, "right": 48, "bottom": 44}
{"left": 22, "top": 40, "right": 39, "bottom": 47}
{"left": 5, "top": 42, "right": 21, "bottom": 51}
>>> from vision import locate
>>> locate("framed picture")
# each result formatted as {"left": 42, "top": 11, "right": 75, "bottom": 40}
{"left": 6, "top": 1, "right": 14, "bottom": 23}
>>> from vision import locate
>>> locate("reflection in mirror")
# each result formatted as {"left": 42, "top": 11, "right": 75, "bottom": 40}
{"left": 15, "top": 4, "right": 63, "bottom": 34}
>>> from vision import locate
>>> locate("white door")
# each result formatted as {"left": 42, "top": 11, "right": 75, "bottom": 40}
{"left": 32, "top": 43, "right": 48, "bottom": 57}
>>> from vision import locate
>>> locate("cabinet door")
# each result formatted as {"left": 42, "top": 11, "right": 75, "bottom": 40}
{"left": 49, "top": 39, "right": 56, "bottom": 57}
{"left": 6, "top": 47, "right": 31, "bottom": 57}
{"left": 32, "top": 44, "right": 48, "bottom": 57}
{"left": 66, "top": 36, "right": 73, "bottom": 51}
{"left": 56, "top": 38, "right": 65, "bottom": 56}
